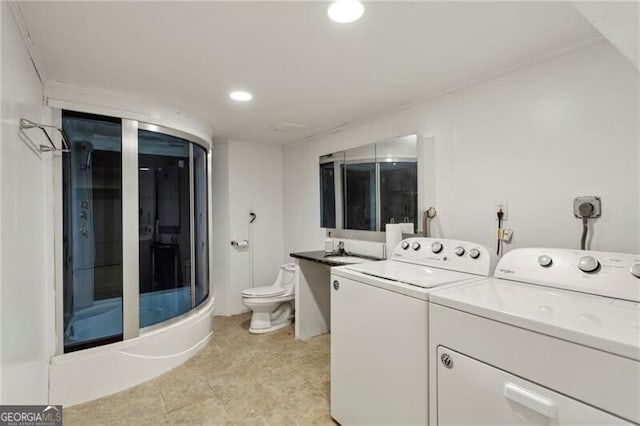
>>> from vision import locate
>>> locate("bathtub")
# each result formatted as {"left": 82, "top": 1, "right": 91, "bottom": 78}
{"left": 65, "top": 287, "right": 193, "bottom": 345}
{"left": 50, "top": 291, "right": 214, "bottom": 406}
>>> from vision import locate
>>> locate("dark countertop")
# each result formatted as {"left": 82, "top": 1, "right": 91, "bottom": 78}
{"left": 289, "top": 250, "right": 383, "bottom": 267}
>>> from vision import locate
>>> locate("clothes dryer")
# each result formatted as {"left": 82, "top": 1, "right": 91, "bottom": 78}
{"left": 429, "top": 248, "right": 640, "bottom": 425}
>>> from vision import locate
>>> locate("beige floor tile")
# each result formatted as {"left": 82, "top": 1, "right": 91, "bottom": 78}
{"left": 282, "top": 387, "right": 329, "bottom": 419}
{"left": 155, "top": 366, "right": 216, "bottom": 413}
{"left": 255, "top": 365, "right": 310, "bottom": 398}
{"left": 113, "top": 414, "right": 173, "bottom": 426}
{"left": 296, "top": 414, "right": 338, "bottom": 426}
{"left": 315, "top": 379, "right": 331, "bottom": 398}
{"left": 221, "top": 382, "right": 280, "bottom": 421}
{"left": 64, "top": 386, "right": 169, "bottom": 426}
{"left": 259, "top": 409, "right": 299, "bottom": 426}
{"left": 210, "top": 370, "right": 259, "bottom": 406}
{"left": 168, "top": 396, "right": 231, "bottom": 425}
{"left": 294, "top": 358, "right": 330, "bottom": 387}
{"left": 61, "top": 313, "right": 333, "bottom": 425}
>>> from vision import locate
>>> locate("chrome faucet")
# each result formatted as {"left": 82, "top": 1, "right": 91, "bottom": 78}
{"left": 337, "top": 241, "right": 345, "bottom": 254}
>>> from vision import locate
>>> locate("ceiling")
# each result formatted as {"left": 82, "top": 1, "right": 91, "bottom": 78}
{"left": 18, "top": 1, "right": 599, "bottom": 145}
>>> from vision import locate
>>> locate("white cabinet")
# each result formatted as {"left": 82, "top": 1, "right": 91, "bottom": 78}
{"left": 436, "top": 346, "right": 630, "bottom": 425}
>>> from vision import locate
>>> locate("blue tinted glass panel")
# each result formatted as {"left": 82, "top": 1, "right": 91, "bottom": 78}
{"left": 194, "top": 145, "right": 209, "bottom": 306}
{"left": 138, "top": 130, "right": 191, "bottom": 327}
{"left": 62, "top": 111, "right": 123, "bottom": 352}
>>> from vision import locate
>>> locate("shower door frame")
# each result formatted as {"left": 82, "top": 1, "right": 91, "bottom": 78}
{"left": 53, "top": 112, "right": 213, "bottom": 355}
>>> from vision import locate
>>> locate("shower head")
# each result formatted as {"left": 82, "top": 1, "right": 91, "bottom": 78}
{"left": 76, "top": 141, "right": 94, "bottom": 170}
{"left": 84, "top": 150, "right": 93, "bottom": 170}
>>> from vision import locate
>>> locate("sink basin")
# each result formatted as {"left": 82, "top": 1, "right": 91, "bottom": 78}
{"left": 324, "top": 255, "right": 373, "bottom": 264}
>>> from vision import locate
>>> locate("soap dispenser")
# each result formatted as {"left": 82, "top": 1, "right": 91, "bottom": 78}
{"left": 325, "top": 232, "right": 334, "bottom": 253}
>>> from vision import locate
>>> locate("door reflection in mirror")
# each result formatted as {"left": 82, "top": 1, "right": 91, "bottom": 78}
{"left": 319, "top": 134, "right": 418, "bottom": 232}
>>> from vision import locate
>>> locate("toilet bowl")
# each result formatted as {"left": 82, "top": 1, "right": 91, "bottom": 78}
{"left": 241, "top": 263, "right": 297, "bottom": 334}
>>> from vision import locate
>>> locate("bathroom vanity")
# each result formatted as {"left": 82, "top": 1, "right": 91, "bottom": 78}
{"left": 290, "top": 251, "right": 377, "bottom": 340}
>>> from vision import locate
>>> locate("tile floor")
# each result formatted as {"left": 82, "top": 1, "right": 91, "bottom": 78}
{"left": 63, "top": 313, "right": 335, "bottom": 425}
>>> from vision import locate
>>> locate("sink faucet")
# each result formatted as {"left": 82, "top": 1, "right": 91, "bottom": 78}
{"left": 337, "top": 241, "right": 345, "bottom": 254}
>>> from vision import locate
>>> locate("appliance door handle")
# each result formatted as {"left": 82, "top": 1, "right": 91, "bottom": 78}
{"left": 504, "top": 382, "right": 558, "bottom": 419}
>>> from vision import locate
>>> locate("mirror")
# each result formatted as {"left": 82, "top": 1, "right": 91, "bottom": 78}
{"left": 319, "top": 151, "right": 344, "bottom": 229}
{"left": 320, "top": 134, "right": 418, "bottom": 232}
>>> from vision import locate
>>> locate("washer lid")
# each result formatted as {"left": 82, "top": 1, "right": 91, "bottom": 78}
{"left": 242, "top": 286, "right": 285, "bottom": 297}
{"left": 430, "top": 278, "right": 640, "bottom": 361}
{"left": 345, "top": 260, "right": 479, "bottom": 288}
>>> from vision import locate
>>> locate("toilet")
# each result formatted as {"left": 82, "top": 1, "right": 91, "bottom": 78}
{"left": 241, "top": 263, "right": 297, "bottom": 334}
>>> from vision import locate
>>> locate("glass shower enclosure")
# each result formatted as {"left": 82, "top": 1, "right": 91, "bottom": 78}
{"left": 62, "top": 111, "right": 210, "bottom": 353}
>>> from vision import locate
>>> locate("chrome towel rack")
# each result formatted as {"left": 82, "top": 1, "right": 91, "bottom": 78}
{"left": 19, "top": 118, "right": 71, "bottom": 153}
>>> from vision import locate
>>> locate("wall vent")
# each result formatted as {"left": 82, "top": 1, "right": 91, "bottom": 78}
{"left": 269, "top": 121, "right": 308, "bottom": 133}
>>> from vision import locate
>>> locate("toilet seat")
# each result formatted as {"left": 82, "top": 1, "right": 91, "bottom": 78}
{"left": 243, "top": 294, "right": 294, "bottom": 307}
{"left": 241, "top": 285, "right": 285, "bottom": 298}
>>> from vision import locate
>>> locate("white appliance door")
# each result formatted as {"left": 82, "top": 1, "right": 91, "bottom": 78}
{"left": 331, "top": 274, "right": 428, "bottom": 425}
{"left": 430, "top": 279, "right": 640, "bottom": 361}
{"left": 346, "top": 260, "right": 473, "bottom": 288}
{"left": 436, "top": 346, "right": 630, "bottom": 425}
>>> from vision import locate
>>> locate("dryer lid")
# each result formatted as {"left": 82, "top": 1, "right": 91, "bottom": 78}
{"left": 242, "top": 285, "right": 285, "bottom": 297}
{"left": 430, "top": 278, "right": 640, "bottom": 361}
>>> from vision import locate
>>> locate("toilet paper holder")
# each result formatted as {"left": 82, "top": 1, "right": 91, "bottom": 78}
{"left": 231, "top": 240, "right": 250, "bottom": 248}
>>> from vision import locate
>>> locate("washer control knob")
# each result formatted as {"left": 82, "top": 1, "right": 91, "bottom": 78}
{"left": 469, "top": 248, "right": 480, "bottom": 259}
{"left": 401, "top": 241, "right": 410, "bottom": 250}
{"left": 431, "top": 242, "right": 443, "bottom": 254}
{"left": 454, "top": 247, "right": 465, "bottom": 257}
{"left": 538, "top": 255, "right": 553, "bottom": 267}
{"left": 412, "top": 242, "right": 421, "bottom": 251}
{"left": 578, "top": 256, "right": 600, "bottom": 273}
{"left": 630, "top": 264, "right": 640, "bottom": 279}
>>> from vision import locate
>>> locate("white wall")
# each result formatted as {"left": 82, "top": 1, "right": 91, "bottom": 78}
{"left": 44, "top": 80, "right": 214, "bottom": 145}
{"left": 0, "top": 2, "right": 53, "bottom": 404}
{"left": 213, "top": 141, "right": 285, "bottom": 315}
{"left": 573, "top": 1, "right": 639, "bottom": 71}
{"left": 211, "top": 142, "right": 231, "bottom": 315}
{"left": 284, "top": 41, "right": 640, "bottom": 259}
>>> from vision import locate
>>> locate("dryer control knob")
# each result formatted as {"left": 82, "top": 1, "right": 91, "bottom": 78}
{"left": 538, "top": 255, "right": 553, "bottom": 267}
{"left": 454, "top": 246, "right": 465, "bottom": 256}
{"left": 412, "top": 242, "right": 421, "bottom": 251}
{"left": 431, "top": 242, "right": 443, "bottom": 254}
{"left": 401, "top": 241, "right": 410, "bottom": 250}
{"left": 469, "top": 248, "right": 480, "bottom": 259}
{"left": 578, "top": 256, "right": 600, "bottom": 273}
{"left": 630, "top": 264, "right": 640, "bottom": 279}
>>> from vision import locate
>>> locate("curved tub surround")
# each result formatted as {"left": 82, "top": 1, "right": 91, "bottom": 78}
{"left": 65, "top": 287, "right": 192, "bottom": 345}
{"left": 49, "top": 296, "right": 215, "bottom": 407}
{"left": 51, "top": 108, "right": 214, "bottom": 406}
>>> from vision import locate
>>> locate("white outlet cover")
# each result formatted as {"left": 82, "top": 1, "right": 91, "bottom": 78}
{"left": 573, "top": 196, "right": 601, "bottom": 218}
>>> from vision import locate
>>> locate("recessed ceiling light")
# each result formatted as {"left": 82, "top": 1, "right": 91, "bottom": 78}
{"left": 328, "top": 0, "right": 364, "bottom": 23}
{"left": 229, "top": 90, "right": 253, "bottom": 101}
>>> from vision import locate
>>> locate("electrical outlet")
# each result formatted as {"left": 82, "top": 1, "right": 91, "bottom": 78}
{"left": 496, "top": 201, "right": 508, "bottom": 221}
{"left": 573, "top": 196, "right": 601, "bottom": 218}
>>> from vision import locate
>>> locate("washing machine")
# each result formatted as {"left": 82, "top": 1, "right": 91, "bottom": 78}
{"left": 330, "top": 237, "right": 495, "bottom": 425}
{"left": 429, "top": 248, "right": 640, "bottom": 425}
